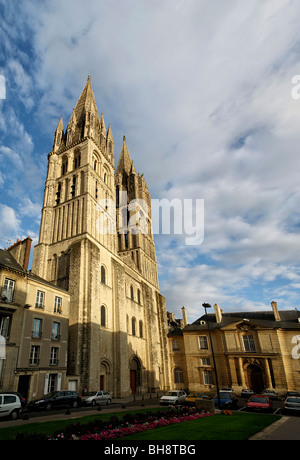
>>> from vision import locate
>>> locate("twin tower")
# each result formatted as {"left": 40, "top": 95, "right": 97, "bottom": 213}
{"left": 32, "top": 76, "right": 171, "bottom": 396}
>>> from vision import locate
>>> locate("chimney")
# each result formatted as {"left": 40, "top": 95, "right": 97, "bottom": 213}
{"left": 214, "top": 303, "right": 223, "bottom": 323}
{"left": 7, "top": 236, "right": 32, "bottom": 270}
{"left": 271, "top": 301, "right": 281, "bottom": 322}
{"left": 181, "top": 306, "right": 188, "bottom": 327}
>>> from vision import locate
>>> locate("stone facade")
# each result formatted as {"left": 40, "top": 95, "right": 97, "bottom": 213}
{"left": 0, "top": 243, "right": 71, "bottom": 401}
{"left": 31, "top": 76, "right": 171, "bottom": 397}
{"left": 168, "top": 303, "right": 300, "bottom": 395}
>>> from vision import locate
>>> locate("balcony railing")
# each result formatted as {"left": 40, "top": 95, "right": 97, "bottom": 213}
{"left": 51, "top": 334, "right": 61, "bottom": 341}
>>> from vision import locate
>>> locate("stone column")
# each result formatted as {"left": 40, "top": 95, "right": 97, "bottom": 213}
{"left": 239, "top": 358, "right": 247, "bottom": 387}
{"left": 264, "top": 358, "right": 273, "bottom": 388}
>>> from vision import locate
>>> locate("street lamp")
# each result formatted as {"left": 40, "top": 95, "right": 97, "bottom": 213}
{"left": 202, "top": 303, "right": 221, "bottom": 408}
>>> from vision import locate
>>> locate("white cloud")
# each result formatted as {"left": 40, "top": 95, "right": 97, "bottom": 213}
{"left": 7, "top": 59, "right": 34, "bottom": 110}
{"left": 0, "top": 204, "right": 21, "bottom": 244}
{"left": 2, "top": 0, "right": 300, "bottom": 321}
{"left": 18, "top": 197, "right": 42, "bottom": 223}
{"left": 0, "top": 145, "right": 23, "bottom": 168}
{"left": 0, "top": 75, "right": 6, "bottom": 100}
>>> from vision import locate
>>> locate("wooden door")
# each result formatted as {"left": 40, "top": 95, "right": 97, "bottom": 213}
{"left": 100, "top": 375, "right": 104, "bottom": 390}
{"left": 130, "top": 370, "right": 136, "bottom": 393}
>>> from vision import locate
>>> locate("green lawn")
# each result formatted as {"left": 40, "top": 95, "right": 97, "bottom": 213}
{"left": 0, "top": 409, "right": 279, "bottom": 441}
{"left": 0, "top": 407, "right": 168, "bottom": 440}
{"left": 124, "top": 412, "right": 280, "bottom": 441}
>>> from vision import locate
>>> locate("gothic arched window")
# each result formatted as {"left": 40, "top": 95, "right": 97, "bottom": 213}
{"left": 100, "top": 305, "right": 106, "bottom": 327}
{"left": 62, "top": 156, "right": 68, "bottom": 175}
{"left": 139, "top": 320, "right": 143, "bottom": 338}
{"left": 132, "top": 317, "right": 136, "bottom": 336}
{"left": 74, "top": 150, "right": 81, "bottom": 169}
{"left": 101, "top": 265, "right": 106, "bottom": 284}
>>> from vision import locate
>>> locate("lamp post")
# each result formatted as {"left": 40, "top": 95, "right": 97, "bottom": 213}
{"left": 202, "top": 303, "right": 221, "bottom": 408}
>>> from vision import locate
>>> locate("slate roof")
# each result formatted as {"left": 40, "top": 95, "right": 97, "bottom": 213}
{"left": 181, "top": 309, "right": 300, "bottom": 332}
{"left": 0, "top": 249, "right": 69, "bottom": 293}
{"left": 0, "top": 249, "right": 25, "bottom": 273}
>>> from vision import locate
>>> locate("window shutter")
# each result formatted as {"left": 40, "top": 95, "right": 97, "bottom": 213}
{"left": 57, "top": 373, "right": 62, "bottom": 390}
{"left": 0, "top": 335, "right": 5, "bottom": 359}
{"left": 44, "top": 374, "right": 49, "bottom": 394}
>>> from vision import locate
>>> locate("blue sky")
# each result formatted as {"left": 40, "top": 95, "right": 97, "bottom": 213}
{"left": 1, "top": 0, "right": 300, "bottom": 322}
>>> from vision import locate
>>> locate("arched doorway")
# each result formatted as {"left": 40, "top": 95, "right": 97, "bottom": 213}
{"left": 100, "top": 360, "right": 111, "bottom": 391}
{"left": 129, "top": 356, "right": 141, "bottom": 394}
{"left": 247, "top": 365, "right": 264, "bottom": 393}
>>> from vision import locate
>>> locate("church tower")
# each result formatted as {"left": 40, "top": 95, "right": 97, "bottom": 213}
{"left": 115, "top": 135, "right": 158, "bottom": 287}
{"left": 32, "top": 77, "right": 171, "bottom": 396}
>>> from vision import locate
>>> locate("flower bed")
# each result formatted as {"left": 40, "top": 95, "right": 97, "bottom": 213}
{"left": 15, "top": 406, "right": 214, "bottom": 440}
{"left": 76, "top": 410, "right": 214, "bottom": 441}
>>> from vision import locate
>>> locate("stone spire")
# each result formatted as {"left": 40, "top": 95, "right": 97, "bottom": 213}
{"left": 106, "top": 123, "right": 114, "bottom": 164}
{"left": 65, "top": 75, "right": 101, "bottom": 146}
{"left": 53, "top": 116, "right": 64, "bottom": 152}
{"left": 73, "top": 75, "right": 100, "bottom": 122}
{"left": 116, "top": 135, "right": 134, "bottom": 174}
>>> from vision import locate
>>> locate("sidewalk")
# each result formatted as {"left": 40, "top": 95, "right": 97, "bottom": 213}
{"left": 249, "top": 416, "right": 300, "bottom": 440}
{"left": 0, "top": 396, "right": 161, "bottom": 428}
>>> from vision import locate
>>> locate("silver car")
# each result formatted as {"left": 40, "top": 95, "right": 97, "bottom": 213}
{"left": 0, "top": 393, "right": 22, "bottom": 420}
{"left": 283, "top": 396, "right": 300, "bottom": 414}
{"left": 160, "top": 390, "right": 187, "bottom": 405}
{"left": 82, "top": 391, "right": 112, "bottom": 406}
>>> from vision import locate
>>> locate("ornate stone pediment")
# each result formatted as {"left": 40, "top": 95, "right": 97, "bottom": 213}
{"left": 243, "top": 357, "right": 262, "bottom": 368}
{"left": 236, "top": 321, "right": 256, "bottom": 332}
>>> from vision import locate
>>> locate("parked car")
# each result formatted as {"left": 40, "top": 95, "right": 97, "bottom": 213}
{"left": 28, "top": 390, "right": 81, "bottom": 411}
{"left": 9, "top": 392, "right": 27, "bottom": 409}
{"left": 240, "top": 388, "right": 254, "bottom": 398}
{"left": 246, "top": 395, "right": 272, "bottom": 412}
{"left": 0, "top": 393, "right": 22, "bottom": 420}
{"left": 283, "top": 391, "right": 300, "bottom": 399}
{"left": 185, "top": 392, "right": 210, "bottom": 406}
{"left": 283, "top": 396, "right": 300, "bottom": 414}
{"left": 160, "top": 390, "right": 187, "bottom": 405}
{"left": 262, "top": 389, "right": 280, "bottom": 400}
{"left": 82, "top": 391, "right": 112, "bottom": 406}
{"left": 213, "top": 391, "right": 238, "bottom": 409}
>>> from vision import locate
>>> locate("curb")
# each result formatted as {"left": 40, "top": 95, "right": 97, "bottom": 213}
{"left": 248, "top": 416, "right": 289, "bottom": 440}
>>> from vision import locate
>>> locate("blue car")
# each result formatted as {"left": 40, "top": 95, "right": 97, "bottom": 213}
{"left": 214, "top": 391, "right": 238, "bottom": 409}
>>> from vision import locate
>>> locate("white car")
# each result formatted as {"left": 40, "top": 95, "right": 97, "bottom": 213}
{"left": 82, "top": 391, "right": 112, "bottom": 406}
{"left": 160, "top": 390, "right": 187, "bottom": 405}
{"left": 0, "top": 393, "right": 22, "bottom": 420}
